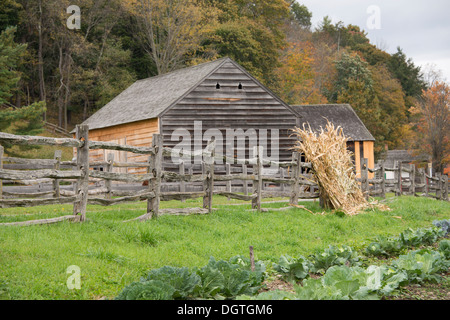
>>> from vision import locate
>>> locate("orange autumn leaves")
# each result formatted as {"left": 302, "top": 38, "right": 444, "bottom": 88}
{"left": 409, "top": 81, "right": 450, "bottom": 172}
{"left": 275, "top": 41, "right": 329, "bottom": 105}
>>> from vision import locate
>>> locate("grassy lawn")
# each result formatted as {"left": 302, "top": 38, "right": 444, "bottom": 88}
{"left": 0, "top": 195, "right": 449, "bottom": 300}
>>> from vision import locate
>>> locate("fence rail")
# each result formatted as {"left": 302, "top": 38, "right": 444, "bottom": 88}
{"left": 0, "top": 126, "right": 448, "bottom": 226}
{"left": 359, "top": 158, "right": 448, "bottom": 201}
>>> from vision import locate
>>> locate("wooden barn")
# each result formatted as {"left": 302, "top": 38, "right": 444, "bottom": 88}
{"left": 72, "top": 57, "right": 299, "bottom": 173}
{"left": 291, "top": 104, "right": 375, "bottom": 178}
{"left": 73, "top": 57, "right": 374, "bottom": 177}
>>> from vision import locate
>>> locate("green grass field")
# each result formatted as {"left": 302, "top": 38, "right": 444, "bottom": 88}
{"left": 0, "top": 195, "right": 449, "bottom": 300}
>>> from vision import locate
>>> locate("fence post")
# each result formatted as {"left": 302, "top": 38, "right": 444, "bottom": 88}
{"left": 106, "top": 153, "right": 114, "bottom": 199}
{"left": 290, "top": 152, "right": 300, "bottom": 206}
{"left": 380, "top": 161, "right": 385, "bottom": 199}
{"left": 203, "top": 139, "right": 215, "bottom": 213}
{"left": 249, "top": 246, "right": 255, "bottom": 272}
{"left": 242, "top": 164, "right": 248, "bottom": 196}
{"left": 418, "top": 168, "right": 425, "bottom": 195}
{"left": 73, "top": 124, "right": 89, "bottom": 222}
{"left": 409, "top": 164, "right": 415, "bottom": 196}
{"left": 436, "top": 172, "right": 442, "bottom": 200}
{"left": 280, "top": 167, "right": 285, "bottom": 192}
{"left": 148, "top": 133, "right": 162, "bottom": 219}
{"left": 252, "top": 146, "right": 262, "bottom": 212}
{"left": 443, "top": 175, "right": 448, "bottom": 201}
{"left": 179, "top": 160, "right": 185, "bottom": 202}
{"left": 396, "top": 161, "right": 402, "bottom": 197}
{"left": 226, "top": 163, "right": 231, "bottom": 200}
{"left": 361, "top": 158, "right": 369, "bottom": 200}
{"left": 53, "top": 150, "right": 62, "bottom": 198}
{"left": 0, "top": 145, "right": 3, "bottom": 199}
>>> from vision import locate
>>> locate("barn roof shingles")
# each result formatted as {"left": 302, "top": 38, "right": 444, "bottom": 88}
{"left": 290, "top": 104, "right": 375, "bottom": 141}
{"left": 73, "top": 57, "right": 230, "bottom": 132}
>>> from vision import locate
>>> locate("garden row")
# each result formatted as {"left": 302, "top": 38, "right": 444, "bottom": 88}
{"left": 114, "top": 219, "right": 450, "bottom": 300}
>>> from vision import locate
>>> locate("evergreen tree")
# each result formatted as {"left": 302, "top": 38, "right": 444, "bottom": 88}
{"left": 388, "top": 47, "right": 427, "bottom": 100}
{"left": 0, "top": 26, "right": 26, "bottom": 104}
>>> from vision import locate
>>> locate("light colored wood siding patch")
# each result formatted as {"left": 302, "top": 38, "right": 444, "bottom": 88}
{"left": 87, "top": 118, "right": 159, "bottom": 174}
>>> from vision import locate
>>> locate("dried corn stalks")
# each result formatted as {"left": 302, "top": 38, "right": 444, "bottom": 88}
{"left": 291, "top": 120, "right": 373, "bottom": 216}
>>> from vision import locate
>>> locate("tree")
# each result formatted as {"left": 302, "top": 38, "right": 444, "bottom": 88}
{"left": 0, "top": 0, "right": 21, "bottom": 31}
{"left": 128, "top": 0, "right": 212, "bottom": 75}
{"left": 370, "top": 64, "right": 409, "bottom": 150}
{"left": 275, "top": 40, "right": 328, "bottom": 104}
{"left": 0, "top": 27, "right": 45, "bottom": 155}
{"left": 202, "top": 0, "right": 290, "bottom": 87}
{"left": 387, "top": 47, "right": 426, "bottom": 101}
{"left": 336, "top": 79, "right": 384, "bottom": 155}
{"left": 327, "top": 51, "right": 373, "bottom": 102}
{"left": 290, "top": 1, "right": 312, "bottom": 29}
{"left": 0, "top": 26, "right": 27, "bottom": 104}
{"left": 409, "top": 81, "right": 450, "bottom": 173}
{"left": 69, "top": 0, "right": 136, "bottom": 122}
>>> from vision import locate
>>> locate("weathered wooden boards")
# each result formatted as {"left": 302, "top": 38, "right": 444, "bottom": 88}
{"left": 0, "top": 215, "right": 81, "bottom": 226}
{"left": 0, "top": 132, "right": 82, "bottom": 148}
{"left": 360, "top": 159, "right": 448, "bottom": 201}
{"left": 160, "top": 60, "right": 298, "bottom": 163}
{"left": 0, "top": 129, "right": 447, "bottom": 227}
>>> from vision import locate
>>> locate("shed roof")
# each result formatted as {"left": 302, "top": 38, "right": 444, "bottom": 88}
{"left": 72, "top": 57, "right": 231, "bottom": 132}
{"left": 290, "top": 104, "right": 375, "bottom": 141}
{"left": 380, "top": 150, "right": 429, "bottom": 168}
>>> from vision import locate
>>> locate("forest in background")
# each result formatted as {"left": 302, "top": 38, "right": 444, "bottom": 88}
{"left": 0, "top": 0, "right": 448, "bottom": 172}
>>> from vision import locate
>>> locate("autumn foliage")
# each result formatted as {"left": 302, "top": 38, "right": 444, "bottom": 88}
{"left": 409, "top": 82, "right": 450, "bottom": 173}
{"left": 0, "top": 0, "right": 446, "bottom": 169}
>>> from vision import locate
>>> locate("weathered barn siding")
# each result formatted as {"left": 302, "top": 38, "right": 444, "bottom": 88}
{"left": 74, "top": 58, "right": 376, "bottom": 180}
{"left": 160, "top": 61, "right": 298, "bottom": 164}
{"left": 88, "top": 118, "right": 158, "bottom": 173}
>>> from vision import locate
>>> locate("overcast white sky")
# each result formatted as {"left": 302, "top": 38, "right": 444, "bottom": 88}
{"left": 298, "top": 0, "right": 450, "bottom": 82}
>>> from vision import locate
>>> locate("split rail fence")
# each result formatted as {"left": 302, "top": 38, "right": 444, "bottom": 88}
{"left": 358, "top": 158, "right": 449, "bottom": 201}
{"left": 0, "top": 127, "right": 448, "bottom": 226}
{"left": 0, "top": 126, "right": 319, "bottom": 226}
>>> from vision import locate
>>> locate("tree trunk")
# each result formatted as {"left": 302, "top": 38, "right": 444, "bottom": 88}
{"left": 63, "top": 52, "right": 72, "bottom": 130}
{"left": 38, "top": 0, "right": 46, "bottom": 120}
{"left": 58, "top": 46, "right": 64, "bottom": 128}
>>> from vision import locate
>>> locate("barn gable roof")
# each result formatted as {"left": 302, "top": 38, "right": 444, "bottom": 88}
{"left": 73, "top": 57, "right": 296, "bottom": 132}
{"left": 73, "top": 57, "right": 229, "bottom": 132}
{"left": 291, "top": 104, "right": 375, "bottom": 141}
